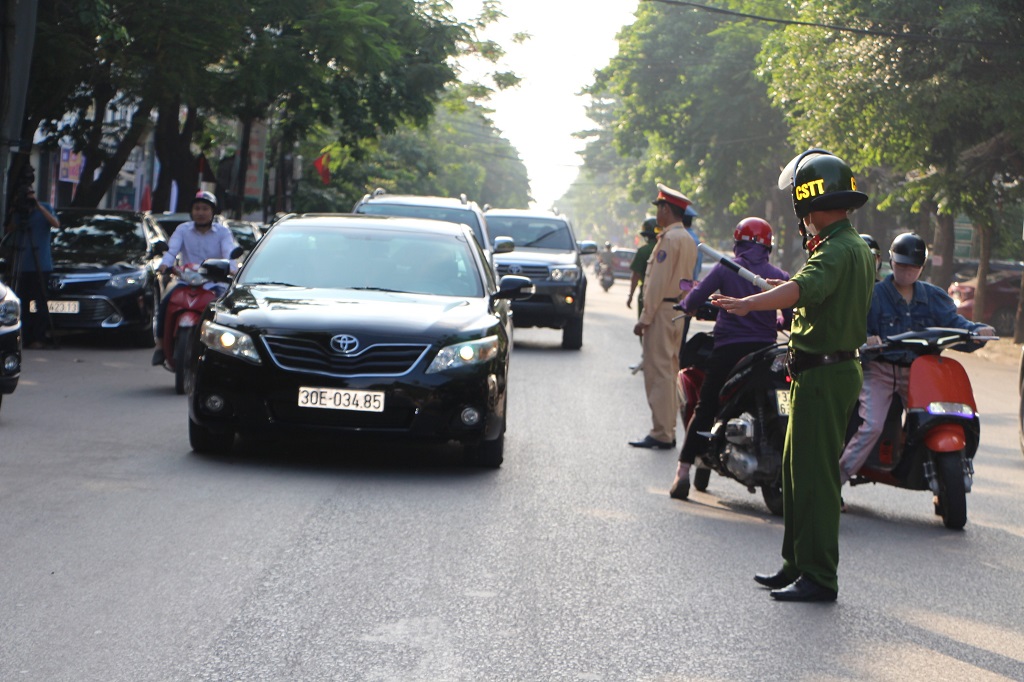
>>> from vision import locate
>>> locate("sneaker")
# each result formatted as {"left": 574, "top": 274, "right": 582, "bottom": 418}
{"left": 151, "top": 348, "right": 165, "bottom": 366}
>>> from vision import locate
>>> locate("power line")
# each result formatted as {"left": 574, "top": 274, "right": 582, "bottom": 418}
{"left": 644, "top": 0, "right": 1024, "bottom": 47}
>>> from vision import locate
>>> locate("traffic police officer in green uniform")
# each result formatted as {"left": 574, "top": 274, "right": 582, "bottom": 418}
{"left": 712, "top": 150, "right": 875, "bottom": 602}
{"left": 627, "top": 217, "right": 659, "bottom": 318}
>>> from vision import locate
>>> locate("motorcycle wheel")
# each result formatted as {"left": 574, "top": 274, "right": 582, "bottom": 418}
{"left": 173, "top": 329, "right": 192, "bottom": 395}
{"left": 693, "top": 466, "right": 711, "bottom": 492}
{"left": 934, "top": 452, "right": 967, "bottom": 530}
{"left": 761, "top": 481, "right": 784, "bottom": 517}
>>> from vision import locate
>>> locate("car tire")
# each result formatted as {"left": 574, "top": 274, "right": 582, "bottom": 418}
{"left": 465, "top": 433, "right": 504, "bottom": 468}
{"left": 561, "top": 315, "right": 584, "bottom": 350}
{"left": 991, "top": 307, "right": 1015, "bottom": 337}
{"left": 189, "top": 416, "right": 234, "bottom": 455}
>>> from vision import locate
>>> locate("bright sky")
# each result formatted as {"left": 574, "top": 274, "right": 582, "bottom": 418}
{"left": 451, "top": 0, "right": 640, "bottom": 209}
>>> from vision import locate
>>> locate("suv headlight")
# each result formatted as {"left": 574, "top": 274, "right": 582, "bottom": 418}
{"left": 0, "top": 289, "right": 20, "bottom": 326}
{"left": 550, "top": 266, "right": 579, "bottom": 282}
{"left": 200, "top": 320, "right": 261, "bottom": 364}
{"left": 109, "top": 269, "right": 147, "bottom": 288}
{"left": 426, "top": 335, "right": 499, "bottom": 374}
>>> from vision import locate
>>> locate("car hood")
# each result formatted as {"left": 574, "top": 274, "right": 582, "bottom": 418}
{"left": 216, "top": 285, "right": 500, "bottom": 341}
{"left": 494, "top": 248, "right": 578, "bottom": 267}
{"left": 51, "top": 252, "right": 149, "bottom": 274}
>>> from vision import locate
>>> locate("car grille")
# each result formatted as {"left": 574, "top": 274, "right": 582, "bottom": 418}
{"left": 263, "top": 335, "right": 431, "bottom": 377}
{"left": 496, "top": 264, "right": 550, "bottom": 279}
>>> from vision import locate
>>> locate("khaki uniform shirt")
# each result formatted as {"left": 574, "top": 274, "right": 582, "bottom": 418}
{"left": 639, "top": 223, "right": 698, "bottom": 326}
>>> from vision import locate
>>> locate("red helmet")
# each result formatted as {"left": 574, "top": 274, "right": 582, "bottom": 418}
{"left": 733, "top": 217, "right": 773, "bottom": 249}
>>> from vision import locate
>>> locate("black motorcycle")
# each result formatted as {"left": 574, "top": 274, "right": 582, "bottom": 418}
{"left": 675, "top": 305, "right": 790, "bottom": 515}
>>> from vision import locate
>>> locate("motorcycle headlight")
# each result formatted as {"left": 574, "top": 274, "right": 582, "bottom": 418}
{"left": 108, "top": 269, "right": 147, "bottom": 288}
{"left": 550, "top": 266, "right": 579, "bottom": 282}
{"left": 426, "top": 335, "right": 499, "bottom": 374}
{"left": 0, "top": 292, "right": 20, "bottom": 327}
{"left": 200, "top": 320, "right": 261, "bottom": 364}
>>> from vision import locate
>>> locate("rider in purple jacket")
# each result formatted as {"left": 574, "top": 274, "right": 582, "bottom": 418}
{"left": 670, "top": 218, "right": 791, "bottom": 500}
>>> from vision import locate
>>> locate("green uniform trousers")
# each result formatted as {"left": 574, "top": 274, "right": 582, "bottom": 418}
{"left": 780, "top": 359, "right": 862, "bottom": 594}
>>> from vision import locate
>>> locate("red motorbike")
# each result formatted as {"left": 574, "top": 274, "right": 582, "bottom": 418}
{"left": 161, "top": 263, "right": 226, "bottom": 395}
{"left": 849, "top": 327, "right": 995, "bottom": 530}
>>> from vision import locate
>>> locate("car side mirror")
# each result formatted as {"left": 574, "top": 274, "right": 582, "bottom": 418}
{"left": 492, "top": 236, "right": 515, "bottom": 254}
{"left": 493, "top": 275, "right": 534, "bottom": 301}
{"left": 578, "top": 241, "right": 598, "bottom": 255}
{"left": 199, "top": 258, "right": 233, "bottom": 283}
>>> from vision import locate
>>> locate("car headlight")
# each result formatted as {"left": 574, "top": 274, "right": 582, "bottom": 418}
{"left": 0, "top": 290, "right": 20, "bottom": 326}
{"left": 200, "top": 320, "right": 261, "bottom": 364}
{"left": 108, "top": 269, "right": 147, "bottom": 288}
{"left": 550, "top": 266, "right": 579, "bottom": 282}
{"left": 426, "top": 335, "right": 499, "bottom": 374}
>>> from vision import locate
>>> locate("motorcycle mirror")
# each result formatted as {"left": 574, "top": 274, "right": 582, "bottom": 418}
{"left": 199, "top": 258, "right": 233, "bottom": 283}
{"left": 229, "top": 245, "right": 244, "bottom": 259}
{"left": 153, "top": 240, "right": 169, "bottom": 255}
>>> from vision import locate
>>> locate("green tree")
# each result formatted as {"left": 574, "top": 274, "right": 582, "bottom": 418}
{"left": 758, "top": 0, "right": 1024, "bottom": 312}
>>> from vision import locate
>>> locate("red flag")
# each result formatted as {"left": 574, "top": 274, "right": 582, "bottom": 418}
{"left": 313, "top": 154, "right": 330, "bottom": 185}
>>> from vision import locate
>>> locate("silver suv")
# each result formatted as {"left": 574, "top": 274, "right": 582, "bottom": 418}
{"left": 485, "top": 209, "right": 597, "bottom": 350}
{"left": 352, "top": 190, "right": 511, "bottom": 265}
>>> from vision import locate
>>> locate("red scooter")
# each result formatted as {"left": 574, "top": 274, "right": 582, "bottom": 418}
{"left": 849, "top": 327, "right": 995, "bottom": 530}
{"left": 161, "top": 262, "right": 228, "bottom": 395}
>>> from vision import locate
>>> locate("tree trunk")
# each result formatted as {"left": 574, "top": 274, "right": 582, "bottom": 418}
{"left": 974, "top": 224, "right": 991, "bottom": 329}
{"left": 233, "top": 118, "right": 253, "bottom": 220}
{"left": 931, "top": 210, "right": 955, "bottom": 289}
{"left": 71, "top": 97, "right": 154, "bottom": 208}
{"left": 151, "top": 102, "right": 199, "bottom": 212}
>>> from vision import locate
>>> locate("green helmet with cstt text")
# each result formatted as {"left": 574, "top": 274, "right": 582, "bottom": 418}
{"left": 778, "top": 149, "right": 869, "bottom": 219}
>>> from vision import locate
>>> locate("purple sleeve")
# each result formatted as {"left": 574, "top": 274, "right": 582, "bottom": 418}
{"left": 683, "top": 265, "right": 723, "bottom": 312}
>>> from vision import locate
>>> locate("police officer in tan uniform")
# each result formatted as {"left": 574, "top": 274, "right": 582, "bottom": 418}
{"left": 630, "top": 184, "right": 698, "bottom": 449}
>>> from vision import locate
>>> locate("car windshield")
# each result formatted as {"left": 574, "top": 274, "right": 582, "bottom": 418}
{"left": 238, "top": 224, "right": 484, "bottom": 297}
{"left": 486, "top": 216, "right": 575, "bottom": 250}
{"left": 356, "top": 203, "right": 485, "bottom": 249}
{"left": 52, "top": 213, "right": 147, "bottom": 257}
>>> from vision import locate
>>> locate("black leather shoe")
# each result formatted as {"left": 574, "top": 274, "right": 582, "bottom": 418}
{"left": 770, "top": 576, "right": 837, "bottom": 602}
{"left": 629, "top": 436, "right": 676, "bottom": 449}
{"left": 754, "top": 569, "right": 794, "bottom": 589}
{"left": 151, "top": 348, "right": 165, "bottom": 366}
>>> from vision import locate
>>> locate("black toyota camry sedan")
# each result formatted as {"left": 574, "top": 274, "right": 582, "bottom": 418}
{"left": 187, "top": 214, "right": 533, "bottom": 466}
{"left": 49, "top": 209, "right": 168, "bottom": 346}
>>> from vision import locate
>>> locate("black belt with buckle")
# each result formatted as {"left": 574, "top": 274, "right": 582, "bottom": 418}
{"left": 786, "top": 348, "right": 859, "bottom": 376}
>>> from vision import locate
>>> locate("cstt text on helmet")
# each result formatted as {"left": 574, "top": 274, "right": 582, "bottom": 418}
{"left": 794, "top": 179, "right": 826, "bottom": 201}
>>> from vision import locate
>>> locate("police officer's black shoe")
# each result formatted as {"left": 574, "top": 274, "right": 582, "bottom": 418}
{"left": 151, "top": 348, "right": 165, "bottom": 366}
{"left": 628, "top": 436, "right": 675, "bottom": 449}
{"left": 769, "top": 576, "right": 837, "bottom": 602}
{"left": 754, "top": 569, "right": 794, "bottom": 589}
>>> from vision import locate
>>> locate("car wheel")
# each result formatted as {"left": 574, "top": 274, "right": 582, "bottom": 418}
{"left": 465, "top": 433, "right": 504, "bottom": 468}
{"left": 991, "top": 307, "right": 1015, "bottom": 337}
{"left": 189, "top": 416, "right": 234, "bottom": 455}
{"left": 561, "top": 315, "right": 584, "bottom": 350}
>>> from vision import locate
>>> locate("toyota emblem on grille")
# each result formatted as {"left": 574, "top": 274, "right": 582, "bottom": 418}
{"left": 508, "top": 264, "right": 523, "bottom": 274}
{"left": 330, "top": 334, "right": 360, "bottom": 354}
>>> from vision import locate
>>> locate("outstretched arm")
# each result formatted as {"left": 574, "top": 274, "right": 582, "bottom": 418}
{"left": 712, "top": 281, "right": 800, "bottom": 317}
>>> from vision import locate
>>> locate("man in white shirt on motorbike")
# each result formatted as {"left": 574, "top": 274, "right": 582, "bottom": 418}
{"left": 151, "top": 191, "right": 237, "bottom": 365}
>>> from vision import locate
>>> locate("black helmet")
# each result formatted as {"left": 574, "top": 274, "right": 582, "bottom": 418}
{"left": 778, "top": 149, "right": 869, "bottom": 219}
{"left": 859, "top": 233, "right": 879, "bottom": 254}
{"left": 889, "top": 232, "right": 927, "bottom": 267}
{"left": 640, "top": 217, "right": 658, "bottom": 237}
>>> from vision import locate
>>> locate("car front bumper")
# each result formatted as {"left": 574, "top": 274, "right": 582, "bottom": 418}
{"left": 189, "top": 347, "right": 507, "bottom": 444}
{"left": 0, "top": 326, "right": 21, "bottom": 394}
{"left": 510, "top": 281, "right": 585, "bottom": 328}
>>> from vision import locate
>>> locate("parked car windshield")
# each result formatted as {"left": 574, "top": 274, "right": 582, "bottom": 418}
{"left": 239, "top": 224, "right": 484, "bottom": 297}
{"left": 52, "top": 212, "right": 147, "bottom": 259}
{"left": 487, "top": 217, "right": 575, "bottom": 250}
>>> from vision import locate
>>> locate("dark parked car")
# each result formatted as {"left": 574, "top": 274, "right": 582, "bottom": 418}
{"left": 0, "top": 279, "right": 21, "bottom": 411}
{"left": 485, "top": 209, "right": 597, "bottom": 349}
{"left": 188, "top": 214, "right": 533, "bottom": 466}
{"left": 223, "top": 219, "right": 263, "bottom": 256}
{"left": 47, "top": 209, "right": 168, "bottom": 346}
{"left": 948, "top": 269, "right": 1021, "bottom": 336}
